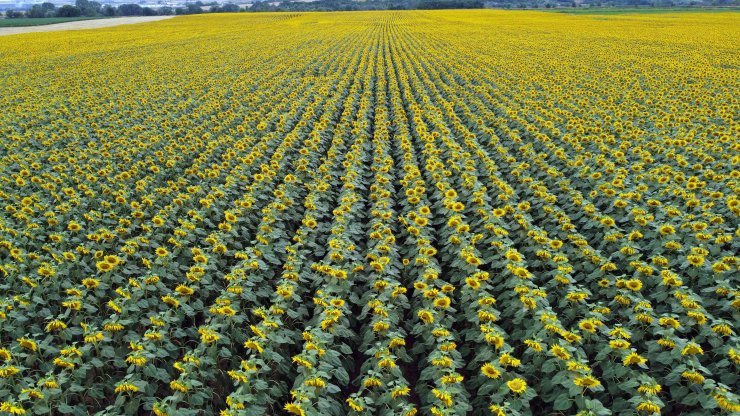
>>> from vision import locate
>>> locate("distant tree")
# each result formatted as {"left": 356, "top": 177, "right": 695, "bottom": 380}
{"left": 142, "top": 6, "right": 158, "bottom": 15}
{"left": 75, "top": 0, "right": 101, "bottom": 16}
{"left": 25, "top": 2, "right": 57, "bottom": 17}
{"left": 102, "top": 4, "right": 117, "bottom": 15}
{"left": 417, "top": 0, "right": 484, "bottom": 8}
{"left": 220, "top": 3, "right": 241, "bottom": 11}
{"left": 158, "top": 6, "right": 174, "bottom": 14}
{"left": 117, "top": 3, "right": 143, "bottom": 15}
{"left": 42, "top": 2, "right": 57, "bottom": 16}
{"left": 26, "top": 5, "right": 47, "bottom": 18}
{"left": 184, "top": 3, "right": 203, "bottom": 13}
{"left": 5, "top": 9, "right": 25, "bottom": 18}
{"left": 56, "top": 5, "right": 82, "bottom": 16}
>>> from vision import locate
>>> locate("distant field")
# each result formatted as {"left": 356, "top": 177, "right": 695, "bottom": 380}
{"left": 552, "top": 6, "right": 740, "bottom": 14}
{"left": 0, "top": 16, "right": 172, "bottom": 35}
{"left": 0, "top": 17, "right": 100, "bottom": 27}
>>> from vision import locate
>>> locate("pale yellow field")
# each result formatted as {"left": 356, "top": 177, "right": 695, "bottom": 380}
{"left": 0, "top": 16, "right": 173, "bottom": 36}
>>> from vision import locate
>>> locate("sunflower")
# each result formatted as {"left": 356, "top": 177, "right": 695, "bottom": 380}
{"left": 431, "top": 389, "right": 453, "bottom": 406}
{"left": 417, "top": 309, "right": 434, "bottom": 324}
{"left": 46, "top": 320, "right": 67, "bottom": 332}
{"left": 79, "top": 277, "right": 99, "bottom": 289}
{"left": 681, "top": 342, "right": 704, "bottom": 356}
{"left": 551, "top": 345, "right": 571, "bottom": 360}
{"left": 658, "top": 317, "right": 680, "bottom": 329}
{"left": 658, "top": 224, "right": 675, "bottom": 235}
{"left": 284, "top": 402, "right": 305, "bottom": 416}
{"left": 623, "top": 352, "right": 647, "bottom": 366}
{"left": 125, "top": 355, "right": 147, "bottom": 367}
{"left": 481, "top": 363, "right": 501, "bottom": 379}
{"left": 573, "top": 375, "right": 601, "bottom": 389}
{"left": 578, "top": 319, "right": 599, "bottom": 333}
{"left": 506, "top": 378, "right": 527, "bottom": 394}
{"left": 686, "top": 254, "right": 705, "bottom": 267}
{"left": 347, "top": 398, "right": 364, "bottom": 412}
{"left": 489, "top": 404, "right": 506, "bottom": 416}
{"left": 114, "top": 383, "right": 139, "bottom": 394}
{"left": 498, "top": 352, "right": 522, "bottom": 367}
{"left": 625, "top": 279, "right": 643, "bottom": 291}
{"left": 433, "top": 297, "right": 451, "bottom": 309}
{"left": 392, "top": 386, "right": 411, "bottom": 398}
{"left": 363, "top": 377, "right": 382, "bottom": 388}
{"left": 636, "top": 401, "right": 661, "bottom": 414}
{"left": 0, "top": 402, "right": 25, "bottom": 415}
{"left": 304, "top": 377, "right": 326, "bottom": 388}
{"left": 175, "top": 285, "right": 194, "bottom": 296}
{"left": 524, "top": 339, "right": 543, "bottom": 352}
{"left": 17, "top": 338, "right": 37, "bottom": 352}
{"left": 465, "top": 277, "right": 481, "bottom": 289}
{"left": 169, "top": 380, "right": 189, "bottom": 393}
{"left": 638, "top": 384, "right": 662, "bottom": 395}
{"left": 609, "top": 340, "right": 630, "bottom": 350}
{"left": 244, "top": 340, "right": 264, "bottom": 354}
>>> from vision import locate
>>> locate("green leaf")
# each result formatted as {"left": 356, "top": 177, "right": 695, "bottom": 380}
{"left": 553, "top": 395, "right": 572, "bottom": 411}
{"left": 57, "top": 404, "right": 74, "bottom": 414}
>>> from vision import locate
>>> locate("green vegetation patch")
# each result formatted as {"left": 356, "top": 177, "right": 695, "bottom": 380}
{"left": 0, "top": 17, "right": 100, "bottom": 27}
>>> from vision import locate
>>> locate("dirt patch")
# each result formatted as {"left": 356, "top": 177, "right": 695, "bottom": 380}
{"left": 0, "top": 16, "right": 173, "bottom": 36}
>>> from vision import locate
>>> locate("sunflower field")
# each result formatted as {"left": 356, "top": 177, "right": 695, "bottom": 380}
{"left": 0, "top": 9, "right": 738, "bottom": 416}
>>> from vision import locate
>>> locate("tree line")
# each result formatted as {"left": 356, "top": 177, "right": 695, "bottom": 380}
{"left": 3, "top": 0, "right": 242, "bottom": 19}
{"left": 2, "top": 0, "right": 488, "bottom": 18}
{"left": 250, "top": 0, "right": 483, "bottom": 11}
{"left": 5, "top": 0, "right": 731, "bottom": 18}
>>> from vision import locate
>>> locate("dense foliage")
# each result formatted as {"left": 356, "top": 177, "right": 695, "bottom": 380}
{"left": 0, "top": 10, "right": 738, "bottom": 416}
{"left": 249, "top": 0, "right": 484, "bottom": 12}
{"left": 2, "top": 1, "right": 240, "bottom": 19}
